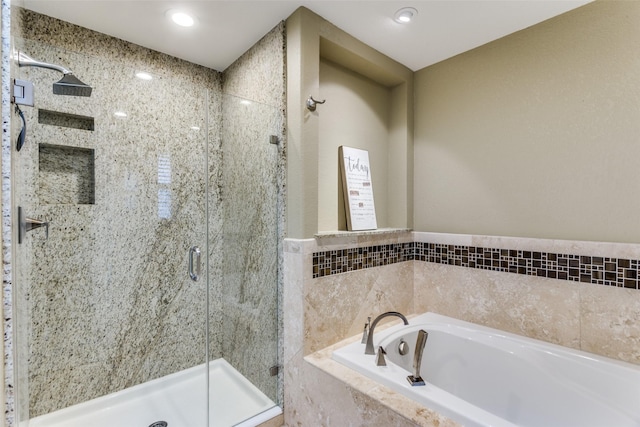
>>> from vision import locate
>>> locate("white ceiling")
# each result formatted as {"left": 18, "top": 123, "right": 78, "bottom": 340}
{"left": 20, "top": 0, "right": 592, "bottom": 72}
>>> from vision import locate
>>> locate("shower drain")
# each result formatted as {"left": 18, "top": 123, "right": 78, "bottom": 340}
{"left": 149, "top": 422, "right": 168, "bottom": 427}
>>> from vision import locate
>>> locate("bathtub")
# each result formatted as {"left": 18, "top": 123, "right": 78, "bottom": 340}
{"left": 25, "top": 358, "right": 281, "bottom": 427}
{"left": 332, "top": 312, "right": 640, "bottom": 427}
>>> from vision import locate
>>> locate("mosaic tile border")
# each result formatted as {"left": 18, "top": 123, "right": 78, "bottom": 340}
{"left": 312, "top": 241, "right": 640, "bottom": 289}
{"left": 312, "top": 243, "right": 414, "bottom": 278}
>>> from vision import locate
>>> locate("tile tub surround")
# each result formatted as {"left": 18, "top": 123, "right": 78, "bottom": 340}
{"left": 314, "top": 233, "right": 640, "bottom": 290}
{"left": 284, "top": 233, "right": 416, "bottom": 426}
{"left": 313, "top": 232, "right": 640, "bottom": 363}
{"left": 309, "top": 232, "right": 640, "bottom": 364}
{"left": 287, "top": 232, "right": 414, "bottom": 353}
{"left": 285, "top": 231, "right": 640, "bottom": 426}
{"left": 414, "top": 233, "right": 640, "bottom": 365}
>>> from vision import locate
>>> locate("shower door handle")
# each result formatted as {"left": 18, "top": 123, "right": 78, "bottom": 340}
{"left": 188, "top": 246, "right": 201, "bottom": 281}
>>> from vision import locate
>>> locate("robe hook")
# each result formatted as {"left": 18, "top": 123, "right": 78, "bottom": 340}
{"left": 306, "top": 95, "right": 326, "bottom": 111}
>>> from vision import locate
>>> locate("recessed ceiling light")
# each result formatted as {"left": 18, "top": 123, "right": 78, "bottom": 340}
{"left": 135, "top": 71, "right": 153, "bottom": 81}
{"left": 394, "top": 7, "right": 418, "bottom": 24}
{"left": 190, "top": 126, "right": 200, "bottom": 131}
{"left": 114, "top": 111, "right": 127, "bottom": 118}
{"left": 167, "top": 10, "right": 195, "bottom": 27}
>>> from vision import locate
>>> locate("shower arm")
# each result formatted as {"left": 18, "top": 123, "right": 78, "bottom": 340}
{"left": 17, "top": 51, "right": 72, "bottom": 75}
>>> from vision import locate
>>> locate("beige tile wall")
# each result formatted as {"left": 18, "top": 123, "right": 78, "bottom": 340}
{"left": 283, "top": 231, "right": 418, "bottom": 426}
{"left": 414, "top": 262, "right": 582, "bottom": 349}
{"left": 414, "top": 232, "right": 640, "bottom": 365}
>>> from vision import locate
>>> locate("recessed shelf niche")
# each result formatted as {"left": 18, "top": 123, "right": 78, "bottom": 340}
{"left": 38, "top": 143, "right": 95, "bottom": 205}
{"left": 38, "top": 109, "right": 95, "bottom": 131}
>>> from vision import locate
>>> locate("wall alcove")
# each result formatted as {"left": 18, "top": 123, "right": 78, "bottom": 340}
{"left": 287, "top": 7, "right": 414, "bottom": 238}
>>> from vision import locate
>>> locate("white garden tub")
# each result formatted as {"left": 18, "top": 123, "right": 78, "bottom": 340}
{"left": 26, "top": 358, "right": 281, "bottom": 427}
{"left": 333, "top": 312, "right": 640, "bottom": 427}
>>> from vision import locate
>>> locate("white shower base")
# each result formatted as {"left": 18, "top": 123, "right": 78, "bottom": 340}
{"left": 25, "top": 358, "right": 281, "bottom": 427}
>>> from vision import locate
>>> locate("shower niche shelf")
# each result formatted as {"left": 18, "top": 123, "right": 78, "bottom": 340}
{"left": 38, "top": 143, "right": 95, "bottom": 205}
{"left": 38, "top": 109, "right": 95, "bottom": 131}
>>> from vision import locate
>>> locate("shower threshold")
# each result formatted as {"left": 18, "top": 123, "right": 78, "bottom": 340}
{"left": 25, "top": 358, "right": 281, "bottom": 427}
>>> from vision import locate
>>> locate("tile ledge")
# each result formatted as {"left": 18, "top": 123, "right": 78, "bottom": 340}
{"left": 315, "top": 228, "right": 412, "bottom": 239}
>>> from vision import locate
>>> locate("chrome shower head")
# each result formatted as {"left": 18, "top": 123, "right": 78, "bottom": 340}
{"left": 53, "top": 74, "right": 92, "bottom": 97}
{"left": 17, "top": 51, "right": 92, "bottom": 97}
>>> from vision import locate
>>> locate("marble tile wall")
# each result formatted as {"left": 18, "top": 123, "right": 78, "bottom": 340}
{"left": 12, "top": 8, "right": 220, "bottom": 417}
{"left": 222, "top": 22, "right": 286, "bottom": 108}
{"left": 6, "top": 8, "right": 285, "bottom": 423}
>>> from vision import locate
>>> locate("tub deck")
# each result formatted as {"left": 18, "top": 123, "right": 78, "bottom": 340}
{"left": 305, "top": 334, "right": 459, "bottom": 427}
{"left": 331, "top": 312, "right": 640, "bottom": 427}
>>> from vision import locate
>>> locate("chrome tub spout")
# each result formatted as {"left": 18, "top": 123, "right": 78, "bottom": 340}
{"left": 364, "top": 311, "right": 409, "bottom": 355}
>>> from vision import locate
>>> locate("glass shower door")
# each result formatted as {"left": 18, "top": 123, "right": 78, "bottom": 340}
{"left": 11, "top": 36, "right": 211, "bottom": 426}
{"left": 207, "top": 93, "right": 282, "bottom": 426}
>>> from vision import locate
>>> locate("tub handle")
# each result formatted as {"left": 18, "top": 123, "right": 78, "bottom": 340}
{"left": 376, "top": 346, "right": 387, "bottom": 366}
{"left": 361, "top": 316, "right": 371, "bottom": 344}
{"left": 398, "top": 339, "right": 409, "bottom": 356}
{"left": 407, "top": 329, "right": 428, "bottom": 386}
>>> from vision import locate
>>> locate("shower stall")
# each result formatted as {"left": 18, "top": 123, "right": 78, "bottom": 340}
{"left": 6, "top": 7, "right": 284, "bottom": 427}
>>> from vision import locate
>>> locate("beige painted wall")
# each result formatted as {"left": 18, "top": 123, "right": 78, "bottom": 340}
{"left": 414, "top": 1, "right": 640, "bottom": 243}
{"left": 286, "top": 7, "right": 413, "bottom": 238}
{"left": 319, "top": 59, "right": 391, "bottom": 230}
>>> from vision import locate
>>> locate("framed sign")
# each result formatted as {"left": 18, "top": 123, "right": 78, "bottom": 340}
{"left": 339, "top": 146, "right": 377, "bottom": 231}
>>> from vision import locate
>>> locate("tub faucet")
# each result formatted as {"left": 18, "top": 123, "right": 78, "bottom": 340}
{"left": 407, "top": 329, "right": 428, "bottom": 386}
{"left": 364, "top": 311, "right": 409, "bottom": 355}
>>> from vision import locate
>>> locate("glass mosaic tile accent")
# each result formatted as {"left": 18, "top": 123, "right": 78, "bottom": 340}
{"left": 415, "top": 243, "right": 639, "bottom": 289}
{"left": 312, "top": 243, "right": 414, "bottom": 278}
{"left": 312, "top": 241, "right": 640, "bottom": 289}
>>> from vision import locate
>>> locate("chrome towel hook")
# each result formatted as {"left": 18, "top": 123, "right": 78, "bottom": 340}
{"left": 306, "top": 95, "right": 326, "bottom": 111}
